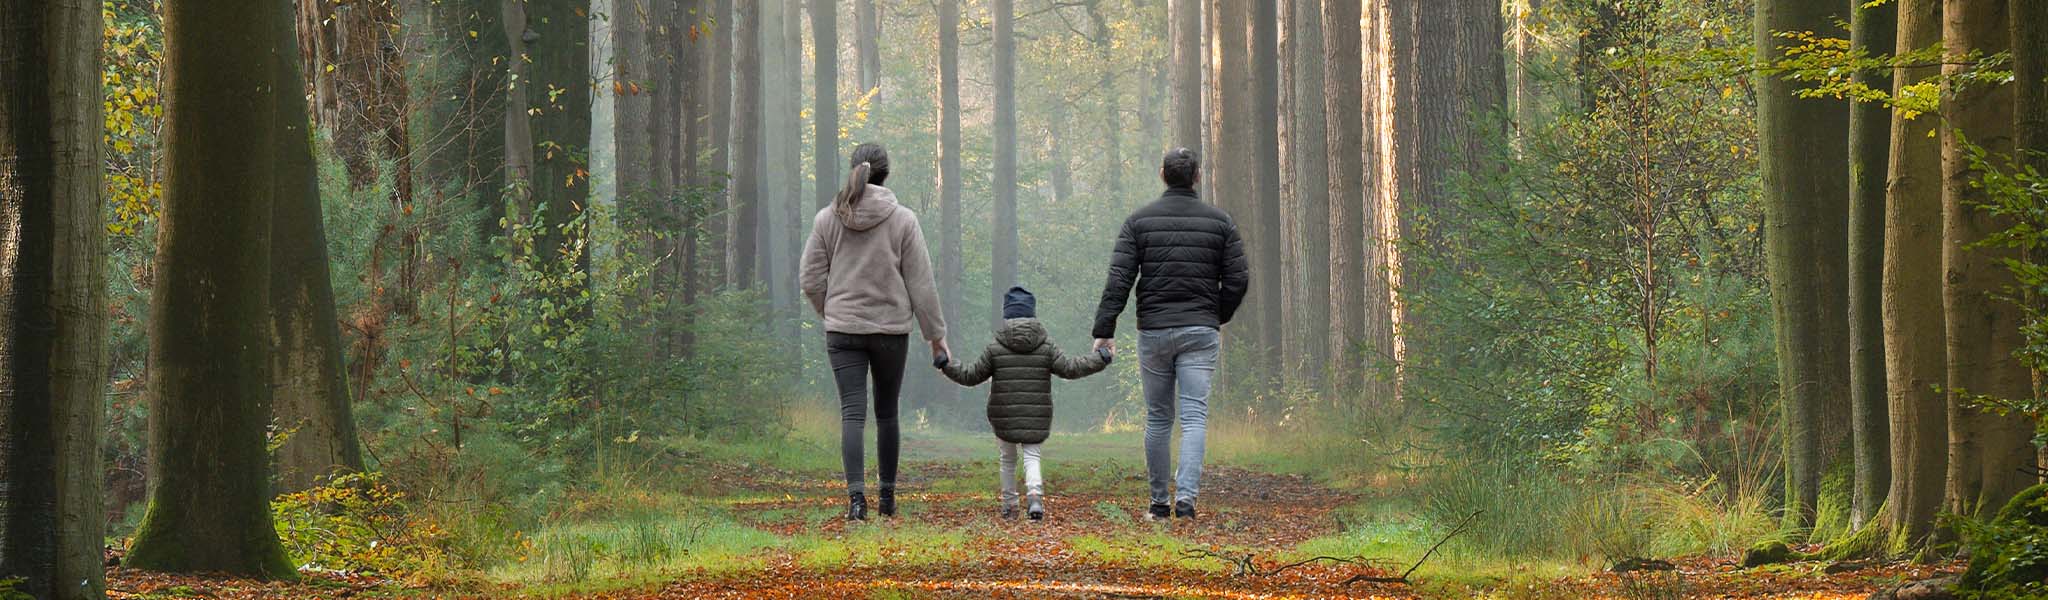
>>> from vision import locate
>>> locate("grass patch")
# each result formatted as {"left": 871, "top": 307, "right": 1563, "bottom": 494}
{"left": 789, "top": 524, "right": 971, "bottom": 569}
{"left": 1069, "top": 533, "right": 1217, "bottom": 571}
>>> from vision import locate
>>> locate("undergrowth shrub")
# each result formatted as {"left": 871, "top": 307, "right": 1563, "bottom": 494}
{"left": 272, "top": 472, "right": 454, "bottom": 576}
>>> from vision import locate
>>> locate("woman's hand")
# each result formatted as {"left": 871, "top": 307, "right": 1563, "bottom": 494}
{"left": 931, "top": 338, "right": 952, "bottom": 359}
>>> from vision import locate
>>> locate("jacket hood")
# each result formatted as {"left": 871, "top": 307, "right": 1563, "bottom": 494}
{"left": 835, "top": 184, "right": 902, "bottom": 232}
{"left": 995, "top": 318, "right": 1047, "bottom": 352}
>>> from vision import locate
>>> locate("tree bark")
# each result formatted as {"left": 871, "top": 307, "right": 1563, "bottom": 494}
{"left": 1251, "top": 0, "right": 1284, "bottom": 387}
{"left": 616, "top": 0, "right": 655, "bottom": 216}
{"left": 1940, "top": 0, "right": 2033, "bottom": 520}
{"left": 992, "top": 0, "right": 1018, "bottom": 326}
{"left": 938, "top": 0, "right": 963, "bottom": 405}
{"left": 523, "top": 0, "right": 594, "bottom": 275}
{"left": 731, "top": 0, "right": 761, "bottom": 288}
{"left": 812, "top": 0, "right": 839, "bottom": 211}
{"left": 1756, "top": 0, "right": 1852, "bottom": 530}
{"left": 1169, "top": 0, "right": 1201, "bottom": 152}
{"left": 0, "top": 1, "right": 108, "bottom": 596}
{"left": 1882, "top": 0, "right": 1948, "bottom": 546}
{"left": 273, "top": 0, "right": 365, "bottom": 493}
{"left": 856, "top": 0, "right": 880, "bottom": 95}
{"left": 1327, "top": 0, "right": 1374, "bottom": 398}
{"left": 422, "top": 0, "right": 508, "bottom": 241}
{"left": 1847, "top": 0, "right": 1896, "bottom": 530}
{"left": 1279, "top": 0, "right": 1330, "bottom": 385}
{"left": 125, "top": 0, "right": 295, "bottom": 577}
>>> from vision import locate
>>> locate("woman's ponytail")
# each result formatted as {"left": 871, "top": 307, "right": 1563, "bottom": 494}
{"left": 837, "top": 161, "right": 872, "bottom": 210}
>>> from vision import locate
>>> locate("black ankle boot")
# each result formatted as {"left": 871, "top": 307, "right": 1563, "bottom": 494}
{"left": 878, "top": 488, "right": 896, "bottom": 517}
{"left": 847, "top": 491, "right": 868, "bottom": 521}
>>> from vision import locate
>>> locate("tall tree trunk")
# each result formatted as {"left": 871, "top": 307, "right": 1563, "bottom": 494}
{"left": 1251, "top": 0, "right": 1283, "bottom": 388}
{"left": 1847, "top": 0, "right": 1896, "bottom": 529}
{"left": 992, "top": 0, "right": 1017, "bottom": 326}
{"left": 296, "top": 0, "right": 418, "bottom": 300}
{"left": 760, "top": 0, "right": 800, "bottom": 317}
{"left": 523, "top": 0, "right": 594, "bottom": 279}
{"left": 273, "top": 1, "right": 365, "bottom": 493}
{"left": 812, "top": 0, "right": 839, "bottom": 211}
{"left": 1756, "top": 0, "right": 1852, "bottom": 531}
{"left": 1940, "top": 0, "right": 2033, "bottom": 519}
{"left": 1168, "top": 0, "right": 1201, "bottom": 152}
{"left": 502, "top": 0, "right": 536, "bottom": 217}
{"left": 1882, "top": 0, "right": 1948, "bottom": 546}
{"left": 1285, "top": 0, "right": 1329, "bottom": 386}
{"left": 707, "top": 0, "right": 733, "bottom": 289}
{"left": 124, "top": 0, "right": 295, "bottom": 577}
{"left": 938, "top": 0, "right": 963, "bottom": 405}
{"left": 422, "top": 0, "right": 508, "bottom": 241}
{"left": 1326, "top": 0, "right": 1369, "bottom": 395}
{"left": 856, "top": 0, "right": 880, "bottom": 95}
{"left": 616, "top": 0, "right": 655, "bottom": 218}
{"left": 731, "top": 0, "right": 761, "bottom": 288}
{"left": 1513, "top": 0, "right": 1542, "bottom": 141}
{"left": 0, "top": 1, "right": 108, "bottom": 597}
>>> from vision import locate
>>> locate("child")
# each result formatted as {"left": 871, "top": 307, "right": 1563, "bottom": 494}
{"left": 938, "top": 286, "right": 1112, "bottom": 520}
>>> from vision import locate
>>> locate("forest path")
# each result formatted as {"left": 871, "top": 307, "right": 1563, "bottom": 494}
{"left": 564, "top": 432, "right": 1925, "bottom": 600}
{"left": 589, "top": 432, "right": 1409, "bottom": 599}
{"left": 100, "top": 431, "right": 1947, "bottom": 599}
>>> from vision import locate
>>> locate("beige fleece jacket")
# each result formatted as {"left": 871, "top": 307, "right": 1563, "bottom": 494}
{"left": 799, "top": 185, "right": 947, "bottom": 341}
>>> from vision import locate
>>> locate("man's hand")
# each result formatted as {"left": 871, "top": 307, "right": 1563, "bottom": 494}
{"left": 1092, "top": 338, "right": 1115, "bottom": 354}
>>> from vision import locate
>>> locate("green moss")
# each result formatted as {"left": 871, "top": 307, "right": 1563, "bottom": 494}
{"left": 1957, "top": 483, "right": 2048, "bottom": 597}
{"left": 1740, "top": 540, "right": 1807, "bottom": 568}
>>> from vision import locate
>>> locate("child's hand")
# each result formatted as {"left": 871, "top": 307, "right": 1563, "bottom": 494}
{"left": 1097, "top": 347, "right": 1114, "bottom": 364}
{"left": 933, "top": 352, "right": 950, "bottom": 370}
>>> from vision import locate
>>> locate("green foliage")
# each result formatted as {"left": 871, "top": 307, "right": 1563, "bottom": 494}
{"left": 272, "top": 472, "right": 453, "bottom": 576}
{"left": 0, "top": 578, "right": 32, "bottom": 600}
{"left": 1404, "top": 0, "right": 1773, "bottom": 484}
{"left": 1956, "top": 484, "right": 2048, "bottom": 599}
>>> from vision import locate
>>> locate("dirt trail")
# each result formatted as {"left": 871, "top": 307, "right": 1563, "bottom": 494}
{"left": 606, "top": 462, "right": 1410, "bottom": 599}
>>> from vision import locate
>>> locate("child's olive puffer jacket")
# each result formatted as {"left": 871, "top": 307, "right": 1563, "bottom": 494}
{"left": 942, "top": 318, "right": 1108, "bottom": 444}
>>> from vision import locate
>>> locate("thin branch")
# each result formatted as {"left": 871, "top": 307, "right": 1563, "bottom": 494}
{"left": 1346, "top": 510, "right": 1483, "bottom": 586}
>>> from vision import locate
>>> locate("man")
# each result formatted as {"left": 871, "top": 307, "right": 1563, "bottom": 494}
{"left": 1091, "top": 148, "right": 1249, "bottom": 521}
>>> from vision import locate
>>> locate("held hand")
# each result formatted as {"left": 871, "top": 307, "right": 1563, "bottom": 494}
{"left": 931, "top": 338, "right": 953, "bottom": 366}
{"left": 1091, "top": 338, "right": 1115, "bottom": 354}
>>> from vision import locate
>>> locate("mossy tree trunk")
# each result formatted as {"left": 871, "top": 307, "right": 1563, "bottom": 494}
{"left": 124, "top": 0, "right": 295, "bottom": 578}
{"left": 1847, "top": 0, "right": 1897, "bottom": 529}
{"left": 0, "top": 1, "right": 108, "bottom": 597}
{"left": 1755, "top": 0, "right": 1853, "bottom": 531}
{"left": 1940, "top": 0, "right": 2034, "bottom": 520}
{"left": 271, "top": 0, "right": 364, "bottom": 494}
{"left": 1882, "top": 0, "right": 1948, "bottom": 547}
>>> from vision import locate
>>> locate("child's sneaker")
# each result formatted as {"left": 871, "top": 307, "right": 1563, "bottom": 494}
{"left": 1026, "top": 495, "right": 1045, "bottom": 521}
{"left": 1001, "top": 502, "right": 1020, "bottom": 520}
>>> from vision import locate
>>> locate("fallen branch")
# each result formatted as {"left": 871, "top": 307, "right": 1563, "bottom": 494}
{"left": 1178, "top": 548, "right": 1385, "bottom": 578}
{"left": 1345, "top": 510, "right": 1483, "bottom": 586}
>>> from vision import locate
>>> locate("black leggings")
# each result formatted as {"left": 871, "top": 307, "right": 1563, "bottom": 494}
{"left": 826, "top": 332, "right": 908, "bottom": 494}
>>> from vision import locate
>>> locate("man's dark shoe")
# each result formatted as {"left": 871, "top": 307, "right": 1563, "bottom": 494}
{"left": 1173, "top": 500, "right": 1197, "bottom": 520}
{"left": 878, "top": 488, "right": 896, "bottom": 517}
{"left": 847, "top": 492, "right": 868, "bottom": 521}
{"left": 1145, "top": 503, "right": 1171, "bottom": 522}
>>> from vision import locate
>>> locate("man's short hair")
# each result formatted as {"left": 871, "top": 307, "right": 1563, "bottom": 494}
{"left": 1162, "top": 148, "right": 1199, "bottom": 188}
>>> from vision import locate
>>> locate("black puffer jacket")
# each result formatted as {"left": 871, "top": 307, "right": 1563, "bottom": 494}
{"left": 1092, "top": 186, "right": 1250, "bottom": 339}
{"left": 942, "top": 319, "right": 1108, "bottom": 444}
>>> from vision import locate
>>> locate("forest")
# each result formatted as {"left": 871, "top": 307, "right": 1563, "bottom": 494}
{"left": 4, "top": 0, "right": 2048, "bottom": 598}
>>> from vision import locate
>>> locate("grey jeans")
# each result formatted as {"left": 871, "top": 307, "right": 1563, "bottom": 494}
{"left": 1138, "top": 325, "right": 1220, "bottom": 505}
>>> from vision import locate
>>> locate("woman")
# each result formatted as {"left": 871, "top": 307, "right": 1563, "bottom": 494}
{"left": 800, "top": 143, "right": 950, "bottom": 521}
